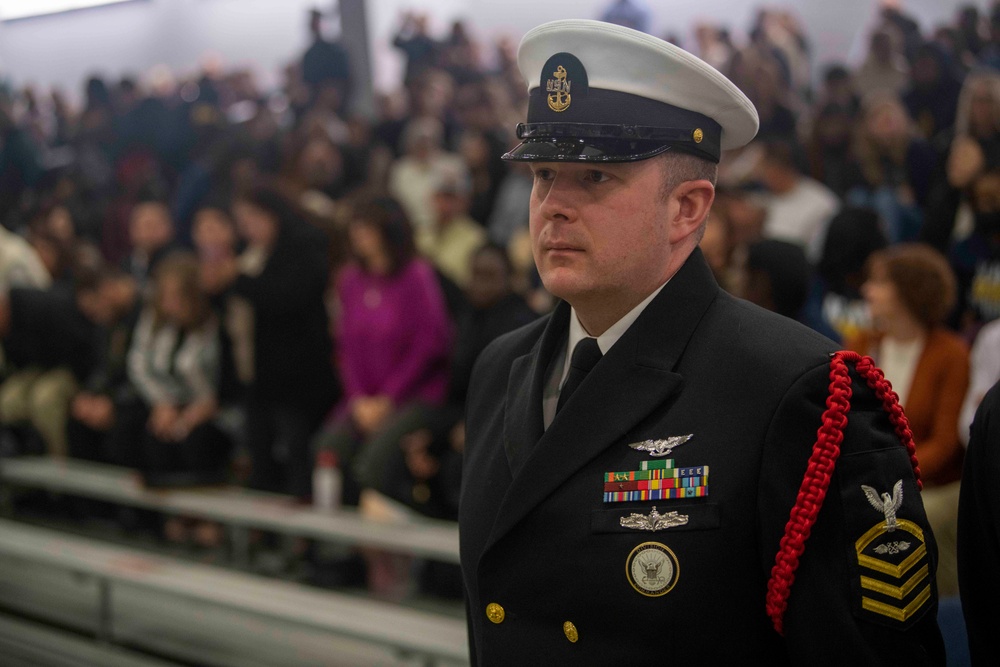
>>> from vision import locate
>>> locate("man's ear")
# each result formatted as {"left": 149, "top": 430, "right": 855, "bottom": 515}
{"left": 668, "top": 180, "right": 715, "bottom": 244}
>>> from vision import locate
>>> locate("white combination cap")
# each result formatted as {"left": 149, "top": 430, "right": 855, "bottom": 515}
{"left": 503, "top": 19, "right": 759, "bottom": 164}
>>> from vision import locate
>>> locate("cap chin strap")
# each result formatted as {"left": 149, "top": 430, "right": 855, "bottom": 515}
{"left": 765, "top": 350, "right": 922, "bottom": 636}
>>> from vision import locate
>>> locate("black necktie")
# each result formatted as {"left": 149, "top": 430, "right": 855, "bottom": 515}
{"left": 556, "top": 337, "right": 602, "bottom": 414}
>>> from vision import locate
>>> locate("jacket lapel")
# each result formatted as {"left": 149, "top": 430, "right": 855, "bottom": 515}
{"left": 485, "top": 249, "right": 721, "bottom": 552}
{"left": 503, "top": 302, "right": 570, "bottom": 474}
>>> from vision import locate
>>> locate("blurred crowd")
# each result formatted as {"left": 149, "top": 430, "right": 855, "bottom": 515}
{"left": 0, "top": 3, "right": 998, "bottom": 599}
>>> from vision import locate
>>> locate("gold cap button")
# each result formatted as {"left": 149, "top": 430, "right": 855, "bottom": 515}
{"left": 693, "top": 128, "right": 704, "bottom": 144}
{"left": 486, "top": 603, "right": 505, "bottom": 624}
{"left": 563, "top": 621, "right": 579, "bottom": 643}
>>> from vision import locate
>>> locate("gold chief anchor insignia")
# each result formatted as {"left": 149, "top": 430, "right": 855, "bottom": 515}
{"left": 547, "top": 65, "right": 572, "bottom": 112}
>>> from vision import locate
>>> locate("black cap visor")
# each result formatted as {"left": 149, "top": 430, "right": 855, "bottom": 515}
{"left": 502, "top": 137, "right": 672, "bottom": 162}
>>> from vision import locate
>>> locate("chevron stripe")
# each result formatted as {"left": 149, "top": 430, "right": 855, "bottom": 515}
{"left": 860, "top": 563, "right": 929, "bottom": 600}
{"left": 861, "top": 584, "right": 932, "bottom": 622}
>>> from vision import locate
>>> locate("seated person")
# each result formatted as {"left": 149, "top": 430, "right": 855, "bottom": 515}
{"left": 66, "top": 266, "right": 143, "bottom": 465}
{"left": 0, "top": 279, "right": 98, "bottom": 458}
{"left": 367, "top": 243, "right": 538, "bottom": 598}
{"left": 316, "top": 197, "right": 452, "bottom": 506}
{"left": 374, "top": 243, "right": 538, "bottom": 517}
{"left": 124, "top": 252, "right": 231, "bottom": 488}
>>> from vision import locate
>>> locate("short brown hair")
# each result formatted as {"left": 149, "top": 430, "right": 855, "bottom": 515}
{"left": 658, "top": 152, "right": 718, "bottom": 243}
{"left": 658, "top": 151, "right": 718, "bottom": 200}
{"left": 868, "top": 243, "right": 956, "bottom": 327}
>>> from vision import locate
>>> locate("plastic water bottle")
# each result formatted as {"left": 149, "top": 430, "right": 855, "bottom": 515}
{"left": 313, "top": 449, "right": 342, "bottom": 512}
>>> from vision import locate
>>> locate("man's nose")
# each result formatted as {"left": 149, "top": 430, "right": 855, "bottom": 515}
{"left": 537, "top": 176, "right": 577, "bottom": 222}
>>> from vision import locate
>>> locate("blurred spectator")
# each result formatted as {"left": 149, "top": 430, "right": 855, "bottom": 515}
{"left": 753, "top": 10, "right": 811, "bottom": 103}
{"left": 316, "top": 197, "right": 451, "bottom": 507}
{"left": 192, "top": 205, "right": 253, "bottom": 401}
{"left": 0, "top": 102, "right": 43, "bottom": 228}
{"left": 923, "top": 68, "right": 1000, "bottom": 250}
{"left": 814, "top": 207, "right": 888, "bottom": 343}
{"left": 757, "top": 139, "right": 839, "bottom": 262}
{"left": 375, "top": 242, "right": 536, "bottom": 517}
{"left": 694, "top": 24, "right": 736, "bottom": 73}
{"left": 854, "top": 30, "right": 910, "bottom": 99}
{"left": 458, "top": 128, "right": 507, "bottom": 225}
{"left": 946, "top": 68, "right": 1000, "bottom": 191}
{"left": 959, "top": 317, "right": 1000, "bottom": 447}
{"left": 955, "top": 4, "right": 988, "bottom": 63}
{"left": 438, "top": 21, "right": 483, "bottom": 86}
{"left": 815, "top": 64, "right": 860, "bottom": 116}
{"left": 728, "top": 49, "right": 796, "bottom": 141}
{"left": 416, "top": 165, "right": 487, "bottom": 288}
{"left": 66, "top": 267, "right": 141, "bottom": 464}
{"left": 224, "top": 185, "right": 338, "bottom": 499}
{"left": 121, "top": 200, "right": 177, "bottom": 292}
{"left": 125, "top": 252, "right": 230, "bottom": 487}
{"left": 804, "top": 102, "right": 863, "bottom": 198}
{"left": 848, "top": 243, "right": 968, "bottom": 596}
{"left": 393, "top": 12, "right": 439, "bottom": 86}
{"left": 902, "top": 43, "right": 963, "bottom": 145}
{"left": 880, "top": 5, "right": 924, "bottom": 63}
{"left": 744, "top": 238, "right": 837, "bottom": 339}
{"left": 301, "top": 8, "right": 351, "bottom": 113}
{"left": 847, "top": 94, "right": 937, "bottom": 243}
{"left": 388, "top": 117, "right": 466, "bottom": 232}
{"left": 0, "top": 224, "right": 51, "bottom": 291}
{"left": 599, "top": 0, "right": 651, "bottom": 34}
{"left": 0, "top": 281, "right": 98, "bottom": 457}
{"left": 949, "top": 168, "right": 1000, "bottom": 335}
{"left": 290, "top": 134, "right": 350, "bottom": 206}
{"left": 486, "top": 162, "right": 532, "bottom": 247}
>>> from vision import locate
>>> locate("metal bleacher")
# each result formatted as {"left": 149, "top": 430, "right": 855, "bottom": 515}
{"left": 0, "top": 456, "right": 460, "bottom": 565}
{"left": 0, "top": 456, "right": 469, "bottom": 666}
{"left": 0, "top": 518, "right": 469, "bottom": 666}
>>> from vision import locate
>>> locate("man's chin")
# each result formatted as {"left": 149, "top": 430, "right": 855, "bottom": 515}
{"left": 539, "top": 272, "right": 589, "bottom": 304}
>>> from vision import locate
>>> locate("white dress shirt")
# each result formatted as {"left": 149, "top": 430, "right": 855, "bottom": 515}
{"left": 543, "top": 281, "right": 669, "bottom": 429}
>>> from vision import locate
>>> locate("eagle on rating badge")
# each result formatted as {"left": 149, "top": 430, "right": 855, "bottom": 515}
{"left": 862, "top": 480, "right": 904, "bottom": 532}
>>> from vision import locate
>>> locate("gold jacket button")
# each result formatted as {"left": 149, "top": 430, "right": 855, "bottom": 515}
{"left": 563, "top": 621, "right": 579, "bottom": 643}
{"left": 486, "top": 603, "right": 505, "bottom": 624}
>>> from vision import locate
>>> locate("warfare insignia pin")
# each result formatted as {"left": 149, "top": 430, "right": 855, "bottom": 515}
{"left": 619, "top": 506, "right": 689, "bottom": 532}
{"left": 862, "top": 480, "right": 903, "bottom": 532}
{"left": 625, "top": 542, "right": 679, "bottom": 597}
{"left": 628, "top": 434, "right": 693, "bottom": 457}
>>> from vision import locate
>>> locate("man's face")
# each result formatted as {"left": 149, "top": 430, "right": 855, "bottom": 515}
{"left": 528, "top": 159, "right": 674, "bottom": 311}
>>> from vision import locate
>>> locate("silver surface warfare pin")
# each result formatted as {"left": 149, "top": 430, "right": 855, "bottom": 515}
{"left": 619, "top": 506, "right": 689, "bottom": 532}
{"left": 628, "top": 434, "right": 693, "bottom": 457}
{"left": 862, "top": 480, "right": 903, "bottom": 532}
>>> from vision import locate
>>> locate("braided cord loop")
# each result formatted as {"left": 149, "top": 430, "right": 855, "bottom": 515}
{"left": 764, "top": 350, "right": 923, "bottom": 636}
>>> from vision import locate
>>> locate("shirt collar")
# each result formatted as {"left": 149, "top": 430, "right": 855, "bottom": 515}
{"left": 561, "top": 280, "right": 670, "bottom": 385}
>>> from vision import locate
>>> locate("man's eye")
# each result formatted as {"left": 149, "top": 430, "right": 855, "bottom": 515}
{"left": 533, "top": 168, "right": 554, "bottom": 181}
{"left": 584, "top": 170, "right": 611, "bottom": 183}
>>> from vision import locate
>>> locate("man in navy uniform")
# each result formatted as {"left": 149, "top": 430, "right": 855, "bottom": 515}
{"left": 459, "top": 19, "right": 944, "bottom": 665}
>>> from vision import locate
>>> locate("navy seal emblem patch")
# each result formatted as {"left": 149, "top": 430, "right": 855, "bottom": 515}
{"left": 625, "top": 542, "right": 679, "bottom": 597}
